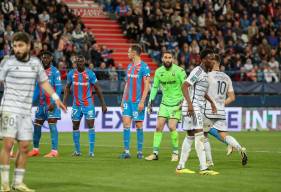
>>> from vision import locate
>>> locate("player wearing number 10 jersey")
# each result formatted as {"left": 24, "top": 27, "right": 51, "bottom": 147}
{"left": 203, "top": 54, "right": 248, "bottom": 166}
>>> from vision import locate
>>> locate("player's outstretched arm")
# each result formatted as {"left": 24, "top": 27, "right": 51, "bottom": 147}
{"left": 94, "top": 84, "right": 107, "bottom": 113}
{"left": 225, "top": 91, "right": 235, "bottom": 106}
{"left": 182, "top": 81, "right": 194, "bottom": 117}
{"left": 205, "top": 94, "right": 217, "bottom": 113}
{"left": 40, "top": 80, "right": 67, "bottom": 112}
{"left": 138, "top": 76, "right": 150, "bottom": 112}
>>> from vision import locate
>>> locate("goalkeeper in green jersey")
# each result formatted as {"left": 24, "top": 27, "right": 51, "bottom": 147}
{"left": 145, "top": 51, "right": 186, "bottom": 161}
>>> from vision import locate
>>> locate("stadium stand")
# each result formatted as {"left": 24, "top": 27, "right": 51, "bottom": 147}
{"left": 0, "top": 0, "right": 121, "bottom": 80}
{"left": 1, "top": 0, "right": 281, "bottom": 107}
{"left": 98, "top": 0, "right": 281, "bottom": 82}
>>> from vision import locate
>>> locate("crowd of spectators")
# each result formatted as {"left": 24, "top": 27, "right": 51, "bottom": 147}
{"left": 0, "top": 0, "right": 124, "bottom": 81}
{"left": 102, "top": 0, "right": 281, "bottom": 82}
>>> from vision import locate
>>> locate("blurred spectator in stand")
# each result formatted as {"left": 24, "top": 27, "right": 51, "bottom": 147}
{"left": 90, "top": 43, "right": 102, "bottom": 67}
{"left": 242, "top": 58, "right": 254, "bottom": 81}
{"left": 264, "top": 64, "right": 279, "bottom": 83}
{"left": 1, "top": 0, "right": 14, "bottom": 21}
{"left": 108, "top": 65, "right": 118, "bottom": 81}
{"left": 58, "top": 60, "right": 67, "bottom": 80}
{"left": 95, "top": 62, "right": 109, "bottom": 80}
{"left": 268, "top": 56, "right": 280, "bottom": 78}
{"left": 178, "top": 43, "right": 190, "bottom": 69}
{"left": 101, "top": 45, "right": 114, "bottom": 66}
{"left": 72, "top": 24, "right": 85, "bottom": 52}
{"left": 115, "top": 0, "right": 130, "bottom": 26}
{"left": 116, "top": 63, "right": 126, "bottom": 81}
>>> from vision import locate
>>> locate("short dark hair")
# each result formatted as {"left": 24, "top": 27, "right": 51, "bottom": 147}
{"left": 12, "top": 32, "right": 31, "bottom": 45}
{"left": 131, "top": 45, "right": 142, "bottom": 55}
{"left": 41, "top": 51, "right": 53, "bottom": 57}
{"left": 162, "top": 50, "right": 173, "bottom": 56}
{"left": 200, "top": 48, "right": 214, "bottom": 59}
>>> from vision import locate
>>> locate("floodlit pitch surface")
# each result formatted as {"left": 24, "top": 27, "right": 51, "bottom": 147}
{"left": 2, "top": 132, "right": 281, "bottom": 192}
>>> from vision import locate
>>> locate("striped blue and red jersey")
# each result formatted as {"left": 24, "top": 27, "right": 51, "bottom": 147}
{"left": 67, "top": 68, "right": 97, "bottom": 107}
{"left": 123, "top": 61, "right": 150, "bottom": 103}
{"left": 33, "top": 65, "right": 62, "bottom": 106}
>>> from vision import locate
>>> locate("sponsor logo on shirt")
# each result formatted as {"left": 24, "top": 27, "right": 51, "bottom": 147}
{"left": 160, "top": 80, "right": 176, "bottom": 85}
{"left": 128, "top": 74, "right": 139, "bottom": 78}
{"left": 73, "top": 82, "right": 89, "bottom": 86}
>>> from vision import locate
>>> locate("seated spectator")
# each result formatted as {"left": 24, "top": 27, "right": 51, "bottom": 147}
{"left": 101, "top": 45, "right": 114, "bottom": 66}
{"left": 108, "top": 65, "right": 118, "bottom": 81}
{"left": 72, "top": 24, "right": 85, "bottom": 51}
{"left": 126, "top": 21, "right": 138, "bottom": 41}
{"left": 242, "top": 58, "right": 254, "bottom": 81}
{"left": 1, "top": 0, "right": 14, "bottom": 21}
{"left": 95, "top": 62, "right": 109, "bottom": 80}
{"left": 115, "top": 0, "right": 130, "bottom": 25}
{"left": 267, "top": 30, "right": 279, "bottom": 48}
{"left": 58, "top": 60, "right": 67, "bottom": 80}
{"left": 116, "top": 63, "right": 126, "bottom": 81}
{"left": 264, "top": 64, "right": 279, "bottom": 83}
{"left": 268, "top": 56, "right": 280, "bottom": 78}
{"left": 90, "top": 43, "right": 102, "bottom": 67}
{"left": 178, "top": 43, "right": 190, "bottom": 69}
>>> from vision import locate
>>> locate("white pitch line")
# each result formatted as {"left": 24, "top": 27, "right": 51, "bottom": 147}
{"left": 39, "top": 142, "right": 281, "bottom": 154}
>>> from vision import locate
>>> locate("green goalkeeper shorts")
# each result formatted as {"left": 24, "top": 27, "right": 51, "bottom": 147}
{"left": 158, "top": 103, "right": 182, "bottom": 121}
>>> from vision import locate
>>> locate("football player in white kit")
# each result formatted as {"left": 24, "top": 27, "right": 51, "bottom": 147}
{"left": 203, "top": 53, "right": 248, "bottom": 166}
{"left": 0, "top": 32, "right": 66, "bottom": 192}
{"left": 176, "top": 49, "right": 219, "bottom": 175}
{"left": 177, "top": 53, "right": 248, "bottom": 174}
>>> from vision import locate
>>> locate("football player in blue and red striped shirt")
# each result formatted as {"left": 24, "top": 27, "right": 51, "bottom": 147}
{"left": 120, "top": 45, "right": 150, "bottom": 159}
{"left": 63, "top": 55, "right": 107, "bottom": 157}
{"left": 28, "top": 51, "right": 62, "bottom": 158}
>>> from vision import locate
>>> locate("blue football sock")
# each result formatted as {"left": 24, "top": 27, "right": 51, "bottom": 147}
{"left": 136, "top": 128, "right": 143, "bottom": 153}
{"left": 209, "top": 128, "right": 227, "bottom": 144}
{"left": 49, "top": 123, "right": 58, "bottom": 150}
{"left": 123, "top": 127, "right": 131, "bottom": 153}
{"left": 88, "top": 128, "right": 95, "bottom": 154}
{"left": 72, "top": 130, "right": 81, "bottom": 153}
{"left": 33, "top": 124, "right": 42, "bottom": 148}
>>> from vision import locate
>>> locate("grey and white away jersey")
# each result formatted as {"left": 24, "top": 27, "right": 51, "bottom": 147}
{"left": 204, "top": 71, "right": 234, "bottom": 119}
{"left": 0, "top": 56, "right": 48, "bottom": 115}
{"left": 182, "top": 66, "right": 209, "bottom": 110}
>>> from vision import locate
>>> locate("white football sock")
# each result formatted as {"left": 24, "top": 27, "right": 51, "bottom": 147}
{"left": 204, "top": 137, "right": 213, "bottom": 163}
{"left": 13, "top": 168, "right": 25, "bottom": 186}
{"left": 195, "top": 132, "right": 207, "bottom": 170}
{"left": 177, "top": 136, "right": 194, "bottom": 169}
{"left": 0, "top": 165, "right": 10, "bottom": 185}
{"left": 225, "top": 135, "right": 242, "bottom": 151}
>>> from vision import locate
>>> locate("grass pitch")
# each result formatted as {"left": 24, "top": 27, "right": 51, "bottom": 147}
{"left": 2, "top": 131, "right": 281, "bottom": 192}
